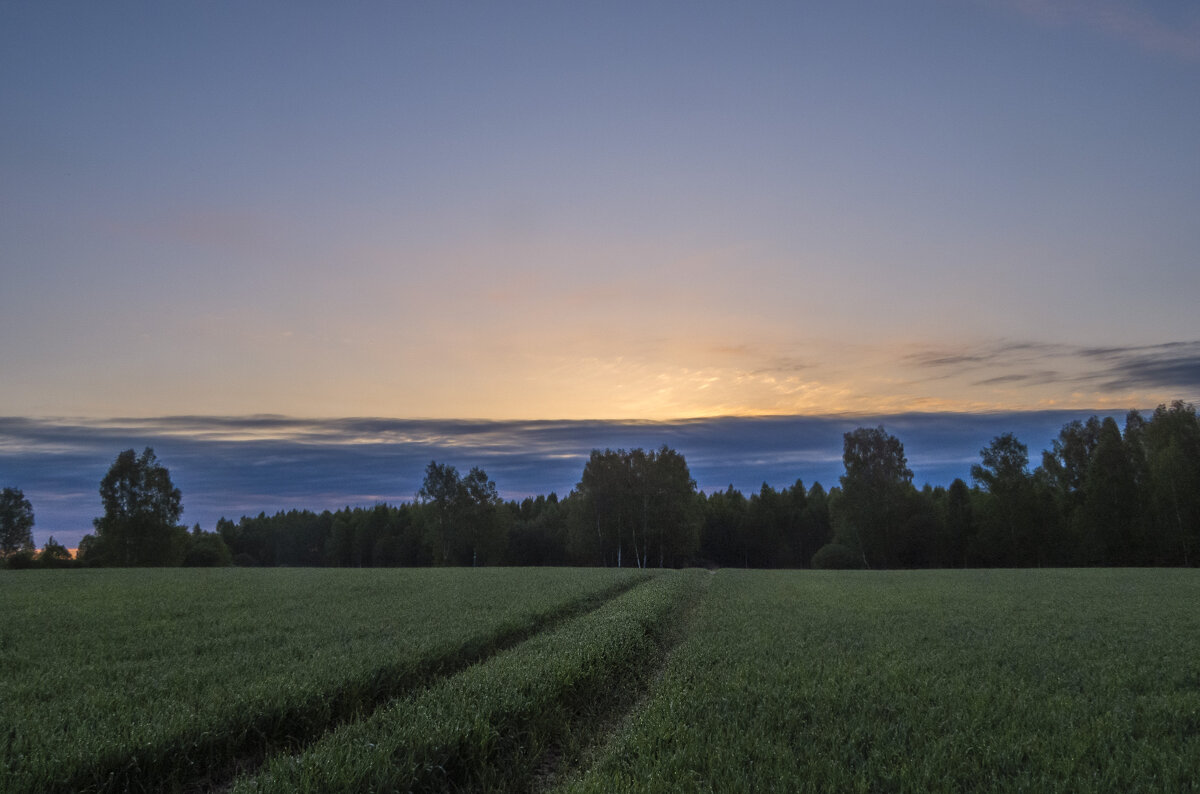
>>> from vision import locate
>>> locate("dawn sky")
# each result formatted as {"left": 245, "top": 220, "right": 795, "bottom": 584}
{"left": 3, "top": 0, "right": 1197, "bottom": 421}
{"left": 3, "top": 2, "right": 1199, "bottom": 545}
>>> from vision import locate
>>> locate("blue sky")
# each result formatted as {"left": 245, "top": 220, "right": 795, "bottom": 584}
{"left": 1, "top": 2, "right": 1198, "bottom": 545}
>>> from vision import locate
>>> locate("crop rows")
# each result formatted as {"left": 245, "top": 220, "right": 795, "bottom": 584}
{"left": 0, "top": 567, "right": 650, "bottom": 793}
{"left": 235, "top": 570, "right": 705, "bottom": 792}
{"left": 5, "top": 568, "right": 1199, "bottom": 793}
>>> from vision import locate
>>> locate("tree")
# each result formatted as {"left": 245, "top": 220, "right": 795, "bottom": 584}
{"left": 1040, "top": 417, "right": 1103, "bottom": 522}
{"left": 418, "top": 460, "right": 461, "bottom": 564}
{"left": 91, "top": 448, "right": 186, "bottom": 566}
{"left": 1143, "top": 401, "right": 1200, "bottom": 565}
{"left": 943, "top": 478, "right": 974, "bottom": 567}
{"left": 37, "top": 535, "right": 74, "bottom": 568}
{"left": 460, "top": 466, "right": 503, "bottom": 566}
{"left": 699, "top": 486, "right": 748, "bottom": 568}
{"left": 0, "top": 487, "right": 35, "bottom": 559}
{"left": 574, "top": 447, "right": 699, "bottom": 568}
{"left": 182, "top": 525, "right": 233, "bottom": 567}
{"left": 1077, "top": 417, "right": 1141, "bottom": 565}
{"left": 416, "top": 461, "right": 506, "bottom": 566}
{"left": 971, "top": 433, "right": 1040, "bottom": 566}
{"left": 833, "top": 426, "right": 913, "bottom": 568}
{"left": 575, "top": 449, "right": 631, "bottom": 567}
{"left": 642, "top": 446, "right": 700, "bottom": 567}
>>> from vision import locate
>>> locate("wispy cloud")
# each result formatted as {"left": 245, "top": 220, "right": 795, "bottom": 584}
{"left": 996, "top": 0, "right": 1200, "bottom": 61}
{"left": 1078, "top": 342, "right": 1200, "bottom": 391}
{"left": 973, "top": 371, "right": 1063, "bottom": 387}
{"left": 907, "top": 339, "right": 1200, "bottom": 401}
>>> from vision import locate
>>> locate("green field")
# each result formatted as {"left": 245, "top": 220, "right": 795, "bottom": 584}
{"left": 3, "top": 568, "right": 1199, "bottom": 792}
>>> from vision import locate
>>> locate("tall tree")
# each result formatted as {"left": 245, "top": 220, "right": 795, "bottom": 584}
{"left": 799, "top": 482, "right": 833, "bottom": 567}
{"left": 834, "top": 426, "right": 913, "bottom": 568}
{"left": 0, "top": 487, "right": 35, "bottom": 559}
{"left": 943, "top": 478, "right": 974, "bottom": 567}
{"left": 1143, "top": 401, "right": 1200, "bottom": 565}
{"left": 700, "top": 486, "right": 747, "bottom": 567}
{"left": 971, "top": 433, "right": 1040, "bottom": 566}
{"left": 574, "top": 446, "right": 698, "bottom": 568}
{"left": 644, "top": 446, "right": 700, "bottom": 567}
{"left": 418, "top": 461, "right": 462, "bottom": 564}
{"left": 575, "top": 449, "right": 630, "bottom": 567}
{"left": 1077, "top": 417, "right": 1141, "bottom": 565}
{"left": 89, "top": 448, "right": 185, "bottom": 566}
{"left": 460, "top": 466, "right": 503, "bottom": 566}
{"left": 1039, "top": 416, "right": 1103, "bottom": 533}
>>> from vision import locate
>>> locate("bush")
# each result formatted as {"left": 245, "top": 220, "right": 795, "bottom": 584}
{"left": 811, "top": 543, "right": 864, "bottom": 570}
{"left": 37, "top": 536, "right": 76, "bottom": 568}
{"left": 182, "top": 533, "right": 233, "bottom": 567}
{"left": 4, "top": 548, "right": 36, "bottom": 569}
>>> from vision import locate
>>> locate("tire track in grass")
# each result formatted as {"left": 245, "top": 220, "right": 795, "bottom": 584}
{"left": 532, "top": 570, "right": 711, "bottom": 792}
{"left": 41, "top": 573, "right": 649, "bottom": 794}
{"left": 232, "top": 571, "right": 708, "bottom": 794}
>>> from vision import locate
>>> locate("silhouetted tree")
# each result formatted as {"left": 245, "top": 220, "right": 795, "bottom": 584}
{"left": 1077, "top": 417, "right": 1141, "bottom": 565}
{"left": 574, "top": 447, "right": 699, "bottom": 567}
{"left": 182, "top": 525, "right": 232, "bottom": 567}
{"left": 36, "top": 535, "right": 74, "bottom": 568}
{"left": 88, "top": 448, "right": 186, "bottom": 566}
{"left": 418, "top": 461, "right": 462, "bottom": 564}
{"left": 1040, "top": 416, "right": 1103, "bottom": 536}
{"left": 943, "top": 478, "right": 974, "bottom": 567}
{"left": 460, "top": 466, "right": 503, "bottom": 566}
{"left": 796, "top": 481, "right": 832, "bottom": 567}
{"left": 1144, "top": 401, "right": 1200, "bottom": 565}
{"left": 972, "top": 433, "right": 1041, "bottom": 566}
{"left": 507, "top": 493, "right": 568, "bottom": 565}
{"left": 833, "top": 426, "right": 913, "bottom": 568}
{"left": 700, "top": 486, "right": 748, "bottom": 567}
{"left": 0, "top": 487, "right": 35, "bottom": 559}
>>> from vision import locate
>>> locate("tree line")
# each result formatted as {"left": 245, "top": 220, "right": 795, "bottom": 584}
{"left": 2, "top": 401, "right": 1197, "bottom": 570}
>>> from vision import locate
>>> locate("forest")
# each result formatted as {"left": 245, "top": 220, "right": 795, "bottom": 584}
{"left": 2, "top": 401, "right": 1197, "bottom": 570}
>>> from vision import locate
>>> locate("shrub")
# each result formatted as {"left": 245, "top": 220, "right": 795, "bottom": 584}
{"left": 4, "top": 548, "right": 36, "bottom": 569}
{"left": 811, "top": 543, "right": 863, "bottom": 569}
{"left": 183, "top": 533, "right": 233, "bottom": 567}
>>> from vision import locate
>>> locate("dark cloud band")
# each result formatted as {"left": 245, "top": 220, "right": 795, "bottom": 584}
{"left": 0, "top": 411, "right": 1137, "bottom": 547}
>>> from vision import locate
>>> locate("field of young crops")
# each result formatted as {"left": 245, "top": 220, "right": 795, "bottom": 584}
{"left": 564, "top": 569, "right": 1200, "bottom": 792}
{"left": 0, "top": 567, "right": 651, "bottom": 792}
{"left": 3, "top": 567, "right": 1199, "bottom": 793}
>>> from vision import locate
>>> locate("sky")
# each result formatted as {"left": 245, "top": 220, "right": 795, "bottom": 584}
{"left": 2, "top": 1, "right": 1198, "bottom": 546}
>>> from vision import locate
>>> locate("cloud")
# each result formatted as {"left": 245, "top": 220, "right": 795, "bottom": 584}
{"left": 973, "top": 371, "right": 1062, "bottom": 387}
{"left": 0, "top": 410, "right": 1138, "bottom": 548}
{"left": 906, "top": 339, "right": 1200, "bottom": 400}
{"left": 997, "top": 0, "right": 1200, "bottom": 61}
{"left": 1078, "top": 342, "right": 1200, "bottom": 391}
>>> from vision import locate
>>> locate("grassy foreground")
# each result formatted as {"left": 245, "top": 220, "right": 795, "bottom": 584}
{"left": 0, "top": 567, "right": 648, "bottom": 792}
{"left": 561, "top": 569, "right": 1200, "bottom": 793}
{"left": 2, "top": 567, "right": 1198, "bottom": 792}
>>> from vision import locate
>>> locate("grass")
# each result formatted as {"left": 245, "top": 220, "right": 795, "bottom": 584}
{"left": 4, "top": 567, "right": 1199, "bottom": 793}
{"left": 559, "top": 569, "right": 1200, "bottom": 793}
{"left": 0, "top": 566, "right": 647, "bottom": 793}
{"left": 234, "top": 570, "right": 705, "bottom": 793}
